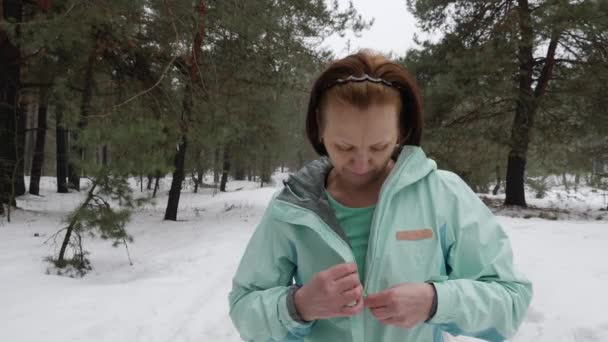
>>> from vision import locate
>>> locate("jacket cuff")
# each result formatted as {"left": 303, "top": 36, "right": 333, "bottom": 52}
{"left": 278, "top": 285, "right": 314, "bottom": 331}
{"left": 425, "top": 283, "right": 438, "bottom": 322}
{"left": 427, "top": 281, "right": 455, "bottom": 324}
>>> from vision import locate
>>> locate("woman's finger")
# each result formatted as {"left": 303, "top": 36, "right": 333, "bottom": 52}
{"left": 370, "top": 306, "right": 392, "bottom": 320}
{"left": 340, "top": 295, "right": 365, "bottom": 316}
{"left": 340, "top": 285, "right": 363, "bottom": 306}
{"left": 334, "top": 272, "right": 361, "bottom": 293}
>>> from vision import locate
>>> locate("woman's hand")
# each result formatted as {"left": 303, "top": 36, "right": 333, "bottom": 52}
{"left": 294, "top": 262, "right": 364, "bottom": 321}
{"left": 364, "top": 283, "right": 435, "bottom": 329}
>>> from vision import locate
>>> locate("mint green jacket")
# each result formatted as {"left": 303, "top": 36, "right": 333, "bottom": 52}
{"left": 229, "top": 146, "right": 532, "bottom": 341}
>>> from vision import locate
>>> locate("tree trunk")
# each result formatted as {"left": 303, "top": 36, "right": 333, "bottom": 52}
{"left": 29, "top": 87, "right": 49, "bottom": 195}
{"left": 193, "top": 150, "right": 204, "bottom": 193}
{"left": 260, "top": 144, "right": 271, "bottom": 187}
{"left": 505, "top": 0, "right": 559, "bottom": 207}
{"left": 505, "top": 153, "right": 527, "bottom": 206}
{"left": 67, "top": 144, "right": 79, "bottom": 189}
{"left": 101, "top": 145, "right": 108, "bottom": 166}
{"left": 0, "top": 0, "right": 23, "bottom": 212}
{"left": 56, "top": 107, "right": 69, "bottom": 193}
{"left": 14, "top": 104, "right": 26, "bottom": 196}
{"left": 492, "top": 165, "right": 500, "bottom": 195}
{"left": 213, "top": 147, "right": 220, "bottom": 183}
{"left": 58, "top": 181, "right": 98, "bottom": 263}
{"left": 68, "top": 41, "right": 97, "bottom": 191}
{"left": 505, "top": 0, "right": 535, "bottom": 207}
{"left": 505, "top": 99, "right": 534, "bottom": 206}
{"left": 153, "top": 172, "right": 161, "bottom": 198}
{"left": 164, "top": 136, "right": 187, "bottom": 220}
{"left": 197, "top": 169, "right": 203, "bottom": 189}
{"left": 147, "top": 174, "right": 153, "bottom": 190}
{"left": 234, "top": 158, "right": 245, "bottom": 181}
{"left": 193, "top": 172, "right": 199, "bottom": 193}
{"left": 163, "top": 81, "right": 191, "bottom": 220}
{"left": 163, "top": 0, "right": 206, "bottom": 219}
{"left": 220, "top": 146, "right": 230, "bottom": 192}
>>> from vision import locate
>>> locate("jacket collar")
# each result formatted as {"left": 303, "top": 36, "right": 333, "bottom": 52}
{"left": 275, "top": 146, "right": 436, "bottom": 245}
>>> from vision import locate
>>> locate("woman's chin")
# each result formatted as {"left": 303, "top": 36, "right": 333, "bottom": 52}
{"left": 343, "top": 170, "right": 378, "bottom": 186}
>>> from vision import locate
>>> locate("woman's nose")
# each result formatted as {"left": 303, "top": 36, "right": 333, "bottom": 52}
{"left": 351, "top": 152, "right": 372, "bottom": 174}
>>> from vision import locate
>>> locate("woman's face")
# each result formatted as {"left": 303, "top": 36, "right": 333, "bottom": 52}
{"left": 321, "top": 100, "right": 400, "bottom": 188}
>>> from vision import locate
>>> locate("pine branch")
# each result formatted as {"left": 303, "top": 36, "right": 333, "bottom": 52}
{"left": 534, "top": 30, "right": 560, "bottom": 98}
{"left": 442, "top": 98, "right": 513, "bottom": 128}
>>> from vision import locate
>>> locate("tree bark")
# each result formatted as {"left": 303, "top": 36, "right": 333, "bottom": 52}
{"left": 0, "top": 0, "right": 23, "bottom": 212}
{"left": 14, "top": 103, "right": 26, "bottom": 196}
{"left": 505, "top": 0, "right": 535, "bottom": 207}
{"left": 58, "top": 181, "right": 97, "bottom": 263}
{"left": 193, "top": 172, "right": 199, "bottom": 193}
{"left": 220, "top": 146, "right": 230, "bottom": 192}
{"left": 234, "top": 164, "right": 245, "bottom": 180}
{"left": 153, "top": 172, "right": 160, "bottom": 197}
{"left": 492, "top": 165, "right": 500, "bottom": 195}
{"left": 56, "top": 107, "right": 69, "bottom": 193}
{"left": 68, "top": 41, "right": 97, "bottom": 191}
{"left": 147, "top": 174, "right": 153, "bottom": 190}
{"left": 164, "top": 136, "right": 187, "bottom": 220}
{"left": 29, "top": 87, "right": 49, "bottom": 195}
{"left": 163, "top": 0, "right": 207, "bottom": 220}
{"left": 506, "top": 0, "right": 560, "bottom": 206}
{"left": 213, "top": 147, "right": 220, "bottom": 183}
{"left": 101, "top": 145, "right": 108, "bottom": 166}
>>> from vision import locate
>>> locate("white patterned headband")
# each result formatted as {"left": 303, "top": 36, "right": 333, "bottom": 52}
{"left": 326, "top": 74, "right": 402, "bottom": 90}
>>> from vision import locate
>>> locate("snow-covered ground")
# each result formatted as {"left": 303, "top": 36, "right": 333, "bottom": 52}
{"left": 1, "top": 175, "right": 607, "bottom": 342}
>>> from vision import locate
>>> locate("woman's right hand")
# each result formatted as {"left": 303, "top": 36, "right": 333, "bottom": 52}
{"left": 294, "top": 262, "right": 364, "bottom": 321}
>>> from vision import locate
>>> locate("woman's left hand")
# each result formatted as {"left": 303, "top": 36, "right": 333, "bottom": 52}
{"left": 364, "top": 283, "right": 435, "bottom": 329}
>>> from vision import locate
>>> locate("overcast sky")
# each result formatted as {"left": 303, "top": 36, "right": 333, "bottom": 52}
{"left": 321, "top": 0, "right": 422, "bottom": 58}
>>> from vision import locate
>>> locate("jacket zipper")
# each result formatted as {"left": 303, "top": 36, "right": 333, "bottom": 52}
{"left": 363, "top": 151, "right": 415, "bottom": 296}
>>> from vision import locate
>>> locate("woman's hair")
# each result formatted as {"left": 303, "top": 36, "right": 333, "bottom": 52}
{"left": 305, "top": 50, "right": 424, "bottom": 156}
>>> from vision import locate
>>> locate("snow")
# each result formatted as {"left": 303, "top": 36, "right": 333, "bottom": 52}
{"left": 481, "top": 181, "right": 608, "bottom": 221}
{"left": 1, "top": 174, "right": 607, "bottom": 342}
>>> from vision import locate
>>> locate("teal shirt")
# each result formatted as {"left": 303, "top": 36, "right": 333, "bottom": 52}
{"left": 325, "top": 190, "right": 375, "bottom": 283}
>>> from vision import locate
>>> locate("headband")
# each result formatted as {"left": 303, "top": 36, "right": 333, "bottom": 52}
{"left": 325, "top": 74, "right": 401, "bottom": 90}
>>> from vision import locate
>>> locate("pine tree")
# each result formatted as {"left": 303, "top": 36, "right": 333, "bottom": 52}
{"left": 407, "top": 0, "right": 608, "bottom": 206}
{"left": 0, "top": 0, "right": 24, "bottom": 218}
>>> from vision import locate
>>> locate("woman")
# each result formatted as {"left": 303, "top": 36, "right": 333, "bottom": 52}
{"left": 228, "top": 50, "right": 532, "bottom": 342}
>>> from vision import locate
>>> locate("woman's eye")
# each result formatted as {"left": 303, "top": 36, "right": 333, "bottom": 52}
{"left": 337, "top": 145, "right": 353, "bottom": 151}
{"left": 371, "top": 145, "right": 388, "bottom": 152}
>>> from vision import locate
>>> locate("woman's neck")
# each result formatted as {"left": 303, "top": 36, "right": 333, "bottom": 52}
{"left": 326, "top": 160, "right": 394, "bottom": 208}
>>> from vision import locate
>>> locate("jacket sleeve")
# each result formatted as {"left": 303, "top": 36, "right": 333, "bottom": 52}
{"left": 228, "top": 201, "right": 314, "bottom": 341}
{"left": 428, "top": 171, "right": 533, "bottom": 341}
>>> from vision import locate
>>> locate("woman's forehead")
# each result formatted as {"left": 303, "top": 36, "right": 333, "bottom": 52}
{"left": 324, "top": 119, "right": 398, "bottom": 145}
